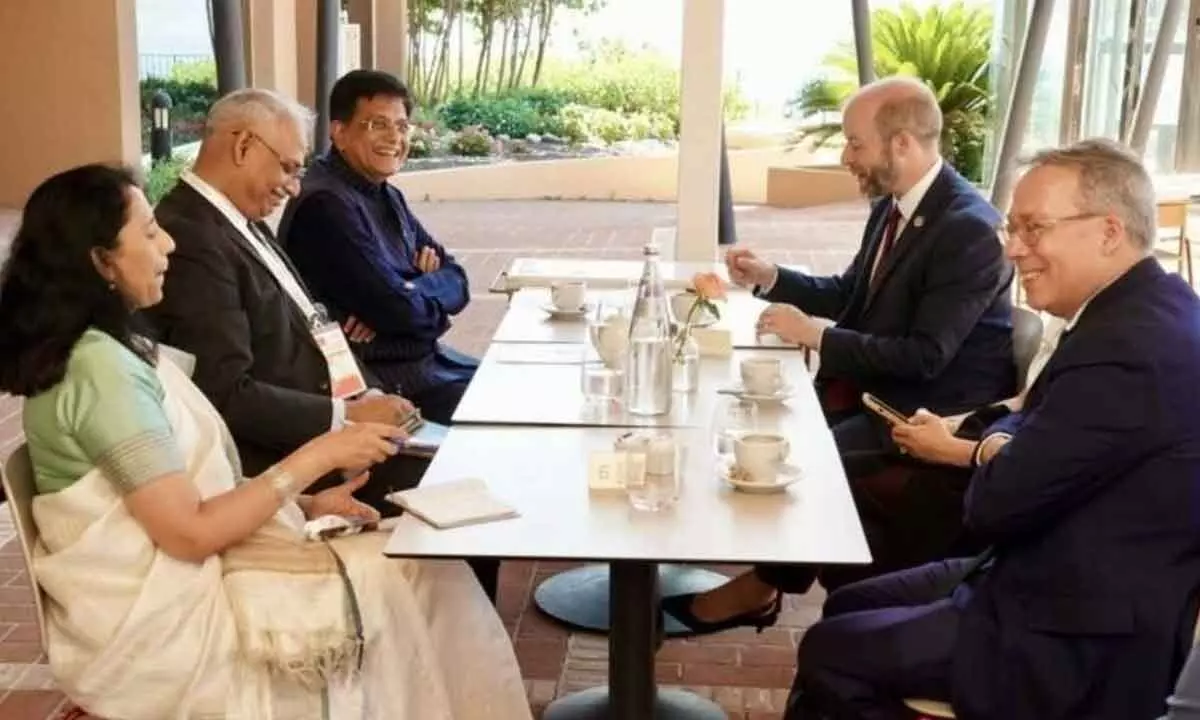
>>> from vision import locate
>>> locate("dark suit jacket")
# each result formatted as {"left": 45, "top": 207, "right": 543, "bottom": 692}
{"left": 951, "top": 259, "right": 1200, "bottom": 720}
{"left": 279, "top": 150, "right": 477, "bottom": 397}
{"left": 149, "top": 180, "right": 368, "bottom": 477}
{"left": 762, "top": 164, "right": 1014, "bottom": 415}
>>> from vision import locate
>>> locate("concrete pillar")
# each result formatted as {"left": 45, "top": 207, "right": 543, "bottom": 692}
{"left": 0, "top": 0, "right": 141, "bottom": 207}
{"left": 315, "top": 0, "right": 340, "bottom": 154}
{"left": 674, "top": 0, "right": 725, "bottom": 262}
{"left": 246, "top": 0, "right": 299, "bottom": 99}
{"left": 851, "top": 0, "right": 875, "bottom": 86}
{"left": 346, "top": 0, "right": 377, "bottom": 69}
{"left": 212, "top": 0, "right": 248, "bottom": 94}
{"left": 296, "top": 0, "right": 318, "bottom": 109}
{"left": 376, "top": 0, "right": 409, "bottom": 81}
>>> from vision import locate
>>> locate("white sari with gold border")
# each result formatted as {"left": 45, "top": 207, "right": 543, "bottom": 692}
{"left": 29, "top": 356, "right": 531, "bottom": 720}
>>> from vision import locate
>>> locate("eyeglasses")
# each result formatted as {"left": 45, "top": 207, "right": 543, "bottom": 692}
{"left": 245, "top": 131, "right": 306, "bottom": 181}
{"left": 357, "top": 118, "right": 411, "bottom": 136}
{"left": 997, "top": 213, "right": 1104, "bottom": 247}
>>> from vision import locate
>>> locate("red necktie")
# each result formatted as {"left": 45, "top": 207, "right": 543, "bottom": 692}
{"left": 870, "top": 204, "right": 903, "bottom": 291}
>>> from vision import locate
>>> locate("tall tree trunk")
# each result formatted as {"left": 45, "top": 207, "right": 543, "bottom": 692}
{"left": 514, "top": 1, "right": 537, "bottom": 88}
{"left": 506, "top": 10, "right": 521, "bottom": 88}
{"left": 473, "top": 15, "right": 493, "bottom": 96}
{"left": 530, "top": 0, "right": 555, "bottom": 87}
{"left": 456, "top": 9, "right": 465, "bottom": 96}
{"left": 425, "top": 5, "right": 454, "bottom": 104}
{"left": 431, "top": 4, "right": 455, "bottom": 103}
{"left": 495, "top": 17, "right": 509, "bottom": 92}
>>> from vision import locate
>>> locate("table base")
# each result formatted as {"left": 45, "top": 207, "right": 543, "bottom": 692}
{"left": 542, "top": 687, "right": 726, "bottom": 720}
{"left": 534, "top": 564, "right": 728, "bottom": 636}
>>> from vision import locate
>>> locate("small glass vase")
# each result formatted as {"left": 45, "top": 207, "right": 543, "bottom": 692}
{"left": 672, "top": 331, "right": 700, "bottom": 393}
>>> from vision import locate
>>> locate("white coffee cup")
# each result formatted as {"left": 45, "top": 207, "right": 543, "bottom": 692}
{"left": 550, "top": 281, "right": 587, "bottom": 311}
{"left": 734, "top": 433, "right": 791, "bottom": 483}
{"left": 740, "top": 357, "right": 783, "bottom": 396}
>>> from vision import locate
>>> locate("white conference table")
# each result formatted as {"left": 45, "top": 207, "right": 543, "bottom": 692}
{"left": 490, "top": 287, "right": 803, "bottom": 351}
{"left": 489, "top": 257, "right": 731, "bottom": 293}
{"left": 384, "top": 421, "right": 868, "bottom": 719}
{"left": 387, "top": 334, "right": 867, "bottom": 717}
{"left": 488, "top": 255, "right": 814, "bottom": 294}
{"left": 451, "top": 343, "right": 812, "bottom": 428}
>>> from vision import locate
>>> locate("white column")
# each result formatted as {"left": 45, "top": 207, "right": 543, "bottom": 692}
{"left": 0, "top": 0, "right": 141, "bottom": 207}
{"left": 674, "top": 0, "right": 725, "bottom": 262}
{"left": 345, "top": 0, "right": 377, "bottom": 69}
{"left": 247, "top": 0, "right": 299, "bottom": 99}
{"left": 376, "top": 0, "right": 408, "bottom": 81}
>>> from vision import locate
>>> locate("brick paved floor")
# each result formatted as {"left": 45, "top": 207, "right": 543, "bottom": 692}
{"left": 0, "top": 199, "right": 868, "bottom": 719}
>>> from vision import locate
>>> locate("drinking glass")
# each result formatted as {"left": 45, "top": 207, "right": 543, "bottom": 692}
{"left": 711, "top": 396, "right": 759, "bottom": 458}
{"left": 622, "top": 431, "right": 683, "bottom": 512}
{"left": 582, "top": 295, "right": 629, "bottom": 401}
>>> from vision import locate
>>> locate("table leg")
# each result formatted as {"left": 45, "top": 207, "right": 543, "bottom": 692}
{"left": 534, "top": 563, "right": 728, "bottom": 636}
{"left": 542, "top": 561, "right": 726, "bottom": 720}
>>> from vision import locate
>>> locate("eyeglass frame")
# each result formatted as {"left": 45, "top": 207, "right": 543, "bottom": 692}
{"left": 996, "top": 212, "right": 1106, "bottom": 247}
{"left": 241, "top": 130, "right": 307, "bottom": 181}
{"left": 354, "top": 117, "right": 412, "bottom": 137}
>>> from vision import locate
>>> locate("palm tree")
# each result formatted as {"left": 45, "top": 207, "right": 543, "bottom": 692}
{"left": 787, "top": 2, "right": 993, "bottom": 182}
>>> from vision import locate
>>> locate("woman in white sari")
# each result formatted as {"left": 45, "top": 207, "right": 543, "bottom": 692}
{"left": 0, "top": 164, "right": 532, "bottom": 719}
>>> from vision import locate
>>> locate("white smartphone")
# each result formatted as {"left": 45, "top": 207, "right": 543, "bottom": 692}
{"left": 861, "top": 393, "right": 911, "bottom": 426}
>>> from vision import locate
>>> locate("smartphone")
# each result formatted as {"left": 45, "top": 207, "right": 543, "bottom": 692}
{"left": 861, "top": 393, "right": 911, "bottom": 426}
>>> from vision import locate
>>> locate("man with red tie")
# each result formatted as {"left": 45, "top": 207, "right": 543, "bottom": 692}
{"left": 659, "top": 79, "right": 1015, "bottom": 634}
{"left": 731, "top": 76, "right": 1014, "bottom": 460}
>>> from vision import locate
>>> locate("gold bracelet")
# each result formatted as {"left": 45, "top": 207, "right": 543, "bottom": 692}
{"left": 264, "top": 464, "right": 302, "bottom": 503}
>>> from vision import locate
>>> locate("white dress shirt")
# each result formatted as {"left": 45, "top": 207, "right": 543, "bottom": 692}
{"left": 868, "top": 157, "right": 944, "bottom": 283}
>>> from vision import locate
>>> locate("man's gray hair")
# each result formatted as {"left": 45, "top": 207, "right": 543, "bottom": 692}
{"left": 205, "top": 88, "right": 315, "bottom": 140}
{"left": 1026, "top": 138, "right": 1157, "bottom": 251}
{"left": 867, "top": 76, "right": 943, "bottom": 149}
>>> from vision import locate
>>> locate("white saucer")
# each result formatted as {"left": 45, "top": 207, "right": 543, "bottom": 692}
{"left": 721, "top": 384, "right": 795, "bottom": 403}
{"left": 541, "top": 303, "right": 590, "bottom": 319}
{"left": 719, "top": 457, "right": 802, "bottom": 494}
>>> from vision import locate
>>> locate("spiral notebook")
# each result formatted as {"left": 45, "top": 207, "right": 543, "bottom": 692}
{"left": 387, "top": 478, "right": 519, "bottom": 529}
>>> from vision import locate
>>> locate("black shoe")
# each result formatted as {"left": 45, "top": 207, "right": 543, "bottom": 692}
{"left": 661, "top": 591, "right": 782, "bottom": 635}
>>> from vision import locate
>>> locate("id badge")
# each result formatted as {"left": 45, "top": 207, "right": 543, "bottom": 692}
{"left": 312, "top": 318, "right": 369, "bottom": 400}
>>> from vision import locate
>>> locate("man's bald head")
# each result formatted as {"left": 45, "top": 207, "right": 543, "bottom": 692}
{"left": 840, "top": 76, "right": 945, "bottom": 198}
{"left": 846, "top": 76, "right": 943, "bottom": 151}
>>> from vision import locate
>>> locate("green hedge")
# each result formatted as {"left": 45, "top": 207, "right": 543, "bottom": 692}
{"left": 139, "top": 76, "right": 217, "bottom": 151}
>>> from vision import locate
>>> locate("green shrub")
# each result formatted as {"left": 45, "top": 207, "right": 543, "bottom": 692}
{"left": 786, "top": 1, "right": 993, "bottom": 181}
{"left": 551, "top": 105, "right": 675, "bottom": 145}
{"left": 447, "top": 126, "right": 494, "bottom": 156}
{"left": 556, "top": 104, "right": 592, "bottom": 144}
{"left": 537, "top": 40, "right": 749, "bottom": 127}
{"left": 407, "top": 125, "right": 438, "bottom": 158}
{"left": 438, "top": 96, "right": 537, "bottom": 138}
{"left": 139, "top": 76, "right": 218, "bottom": 151}
{"left": 144, "top": 156, "right": 190, "bottom": 205}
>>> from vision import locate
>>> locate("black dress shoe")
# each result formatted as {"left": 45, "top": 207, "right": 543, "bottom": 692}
{"left": 661, "top": 591, "right": 782, "bottom": 635}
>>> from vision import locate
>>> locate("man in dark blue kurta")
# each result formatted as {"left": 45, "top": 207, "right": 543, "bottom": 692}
{"left": 280, "top": 70, "right": 477, "bottom": 425}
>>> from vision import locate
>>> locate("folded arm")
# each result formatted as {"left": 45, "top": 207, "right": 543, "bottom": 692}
{"left": 287, "top": 192, "right": 468, "bottom": 339}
